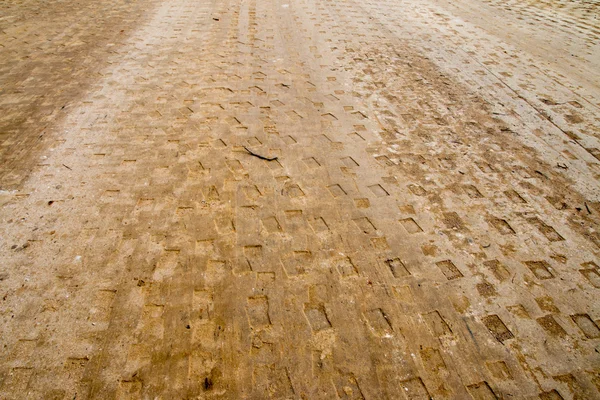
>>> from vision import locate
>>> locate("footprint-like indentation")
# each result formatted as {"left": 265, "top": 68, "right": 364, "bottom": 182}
{"left": 488, "top": 217, "right": 515, "bottom": 235}
{"left": 527, "top": 217, "right": 564, "bottom": 241}
{"left": 353, "top": 217, "right": 377, "bottom": 234}
{"left": 304, "top": 304, "right": 332, "bottom": 332}
{"left": 327, "top": 184, "right": 347, "bottom": 197}
{"left": 436, "top": 260, "right": 463, "bottom": 280}
{"left": 368, "top": 184, "right": 389, "bottom": 197}
{"left": 364, "top": 308, "right": 393, "bottom": 336}
{"left": 261, "top": 216, "right": 282, "bottom": 233}
{"left": 423, "top": 310, "right": 452, "bottom": 337}
{"left": 482, "top": 314, "right": 514, "bottom": 342}
{"left": 467, "top": 381, "right": 498, "bottom": 400}
{"left": 399, "top": 217, "right": 423, "bottom": 234}
{"left": 571, "top": 314, "right": 600, "bottom": 338}
{"left": 537, "top": 315, "right": 566, "bottom": 337}
{"left": 385, "top": 258, "right": 410, "bottom": 278}
{"left": 525, "top": 261, "right": 554, "bottom": 280}
{"left": 335, "top": 257, "right": 358, "bottom": 277}
{"left": 408, "top": 184, "right": 426, "bottom": 196}
{"left": 247, "top": 296, "right": 271, "bottom": 328}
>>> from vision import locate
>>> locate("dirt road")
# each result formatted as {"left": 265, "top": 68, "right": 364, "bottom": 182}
{"left": 1, "top": 0, "right": 599, "bottom": 398}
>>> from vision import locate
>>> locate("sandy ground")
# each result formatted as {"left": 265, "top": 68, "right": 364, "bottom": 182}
{"left": 1, "top": 0, "right": 599, "bottom": 398}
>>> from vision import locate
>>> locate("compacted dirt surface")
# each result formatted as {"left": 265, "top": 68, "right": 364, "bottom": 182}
{"left": 1, "top": 0, "right": 600, "bottom": 398}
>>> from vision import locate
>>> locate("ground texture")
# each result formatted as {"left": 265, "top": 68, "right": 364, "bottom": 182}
{"left": 1, "top": 0, "right": 600, "bottom": 398}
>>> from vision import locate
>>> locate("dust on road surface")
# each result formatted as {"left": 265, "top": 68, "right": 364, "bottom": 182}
{"left": 1, "top": 0, "right": 600, "bottom": 398}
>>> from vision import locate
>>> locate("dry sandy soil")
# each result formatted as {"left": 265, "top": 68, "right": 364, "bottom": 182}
{"left": 1, "top": 0, "right": 600, "bottom": 398}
